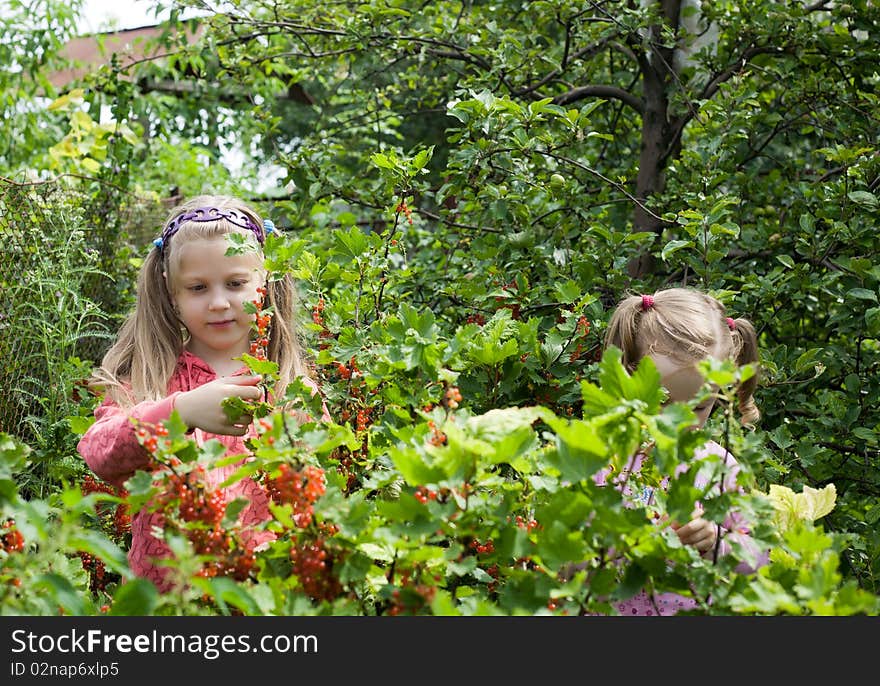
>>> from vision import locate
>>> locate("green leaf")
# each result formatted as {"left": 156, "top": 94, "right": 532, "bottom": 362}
{"left": 794, "top": 348, "right": 824, "bottom": 374}
{"left": 866, "top": 307, "right": 880, "bottom": 337}
{"left": 33, "top": 573, "right": 86, "bottom": 616}
{"left": 69, "top": 530, "right": 130, "bottom": 576}
{"left": 542, "top": 416, "right": 609, "bottom": 482}
{"left": 388, "top": 444, "right": 447, "bottom": 486}
{"left": 370, "top": 151, "right": 396, "bottom": 170}
{"left": 847, "top": 190, "right": 878, "bottom": 210}
{"left": 238, "top": 353, "right": 280, "bottom": 376}
{"left": 470, "top": 337, "right": 518, "bottom": 366}
{"left": 661, "top": 239, "right": 693, "bottom": 261}
{"left": 332, "top": 226, "right": 370, "bottom": 261}
{"left": 847, "top": 288, "right": 877, "bottom": 302}
{"left": 767, "top": 483, "right": 837, "bottom": 531}
{"left": 776, "top": 255, "right": 795, "bottom": 269}
{"left": 596, "top": 347, "right": 664, "bottom": 412}
{"left": 410, "top": 146, "right": 434, "bottom": 172}
{"left": 222, "top": 396, "right": 251, "bottom": 423}
{"left": 554, "top": 280, "right": 582, "bottom": 303}
{"left": 0, "top": 432, "right": 30, "bottom": 476}
{"left": 67, "top": 415, "right": 95, "bottom": 435}
{"left": 466, "top": 407, "right": 546, "bottom": 467}
{"left": 580, "top": 381, "right": 618, "bottom": 419}
{"left": 109, "top": 578, "right": 160, "bottom": 616}
{"left": 195, "top": 577, "right": 261, "bottom": 616}
{"left": 851, "top": 427, "right": 875, "bottom": 442}
{"left": 535, "top": 520, "right": 588, "bottom": 571}
{"left": 222, "top": 497, "right": 251, "bottom": 527}
{"left": 122, "top": 470, "right": 157, "bottom": 513}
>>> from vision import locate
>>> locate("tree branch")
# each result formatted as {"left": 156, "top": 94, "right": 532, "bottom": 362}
{"left": 553, "top": 84, "right": 643, "bottom": 112}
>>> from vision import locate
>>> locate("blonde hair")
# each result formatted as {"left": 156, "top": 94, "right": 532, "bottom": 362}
{"left": 604, "top": 287, "right": 760, "bottom": 425}
{"left": 89, "top": 194, "right": 314, "bottom": 406}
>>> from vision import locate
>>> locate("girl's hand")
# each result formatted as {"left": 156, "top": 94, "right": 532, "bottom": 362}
{"left": 670, "top": 506, "right": 718, "bottom": 553}
{"left": 174, "top": 376, "right": 263, "bottom": 436}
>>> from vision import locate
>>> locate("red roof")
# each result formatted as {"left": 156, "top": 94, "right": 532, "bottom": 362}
{"left": 50, "top": 23, "right": 204, "bottom": 89}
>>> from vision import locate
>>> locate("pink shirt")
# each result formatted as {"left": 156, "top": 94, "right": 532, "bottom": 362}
{"left": 595, "top": 440, "right": 768, "bottom": 616}
{"left": 77, "top": 350, "right": 328, "bottom": 591}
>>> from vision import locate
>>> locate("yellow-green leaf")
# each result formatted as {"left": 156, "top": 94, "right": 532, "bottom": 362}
{"left": 767, "top": 483, "right": 836, "bottom": 531}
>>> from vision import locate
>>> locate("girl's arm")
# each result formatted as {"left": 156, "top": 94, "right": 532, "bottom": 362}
{"left": 76, "top": 393, "right": 183, "bottom": 489}
{"left": 694, "top": 442, "right": 769, "bottom": 573}
{"left": 704, "top": 505, "right": 769, "bottom": 573}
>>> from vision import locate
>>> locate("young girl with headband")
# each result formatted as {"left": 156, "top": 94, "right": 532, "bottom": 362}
{"left": 78, "top": 194, "right": 326, "bottom": 591}
{"left": 600, "top": 287, "right": 767, "bottom": 615}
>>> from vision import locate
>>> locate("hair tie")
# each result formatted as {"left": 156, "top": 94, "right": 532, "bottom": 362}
{"left": 263, "top": 218, "right": 275, "bottom": 235}
{"left": 641, "top": 294, "right": 655, "bottom": 311}
{"left": 726, "top": 317, "right": 736, "bottom": 331}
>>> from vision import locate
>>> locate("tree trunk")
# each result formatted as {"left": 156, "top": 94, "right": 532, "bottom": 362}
{"left": 627, "top": 0, "right": 682, "bottom": 278}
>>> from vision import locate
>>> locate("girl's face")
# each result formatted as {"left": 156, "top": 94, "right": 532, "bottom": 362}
{"left": 168, "top": 236, "right": 264, "bottom": 369}
{"left": 650, "top": 353, "right": 717, "bottom": 429}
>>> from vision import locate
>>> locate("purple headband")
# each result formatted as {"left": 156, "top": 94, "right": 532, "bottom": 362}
{"left": 153, "top": 207, "right": 273, "bottom": 252}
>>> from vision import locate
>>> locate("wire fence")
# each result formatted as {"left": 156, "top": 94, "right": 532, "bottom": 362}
{"left": 0, "top": 175, "right": 166, "bottom": 445}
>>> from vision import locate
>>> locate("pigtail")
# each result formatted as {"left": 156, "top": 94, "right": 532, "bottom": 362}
{"left": 89, "top": 246, "right": 184, "bottom": 406}
{"left": 603, "top": 294, "right": 649, "bottom": 371}
{"left": 266, "top": 272, "right": 315, "bottom": 406}
{"left": 130, "top": 249, "right": 186, "bottom": 399}
{"left": 729, "top": 317, "right": 760, "bottom": 426}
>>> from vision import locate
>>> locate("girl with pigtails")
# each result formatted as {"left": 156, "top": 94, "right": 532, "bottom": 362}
{"left": 598, "top": 287, "right": 768, "bottom": 615}
{"left": 78, "top": 194, "right": 327, "bottom": 591}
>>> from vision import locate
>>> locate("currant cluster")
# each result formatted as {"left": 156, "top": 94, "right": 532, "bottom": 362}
{"left": 334, "top": 356, "right": 359, "bottom": 381}
{"left": 248, "top": 285, "right": 271, "bottom": 360}
{"left": 395, "top": 198, "right": 414, "bottom": 225}
{"left": 1, "top": 519, "right": 24, "bottom": 553}
{"left": 153, "top": 466, "right": 257, "bottom": 582}
{"left": 385, "top": 569, "right": 437, "bottom": 616}
{"left": 334, "top": 359, "right": 377, "bottom": 434}
{"left": 469, "top": 538, "right": 495, "bottom": 555}
{"left": 78, "top": 552, "right": 108, "bottom": 594}
{"left": 197, "top": 545, "right": 257, "bottom": 582}
{"left": 289, "top": 535, "right": 343, "bottom": 601}
{"left": 135, "top": 423, "right": 170, "bottom": 458}
{"left": 355, "top": 406, "right": 374, "bottom": 433}
{"left": 568, "top": 314, "right": 595, "bottom": 362}
{"left": 327, "top": 443, "right": 361, "bottom": 494}
{"left": 311, "top": 297, "right": 333, "bottom": 350}
{"left": 444, "top": 386, "right": 462, "bottom": 410}
{"left": 493, "top": 277, "right": 522, "bottom": 320}
{"left": 75, "top": 476, "right": 128, "bottom": 597}
{"left": 484, "top": 563, "right": 501, "bottom": 594}
{"left": 426, "top": 420, "right": 447, "bottom": 446}
{"left": 266, "top": 460, "right": 344, "bottom": 602}
{"left": 514, "top": 515, "right": 540, "bottom": 532}
{"left": 81, "top": 474, "right": 130, "bottom": 538}
{"left": 265, "top": 463, "right": 326, "bottom": 528}
{"left": 162, "top": 466, "right": 226, "bottom": 526}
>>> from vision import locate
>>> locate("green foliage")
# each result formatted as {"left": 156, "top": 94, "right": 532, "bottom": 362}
{"left": 6, "top": 346, "right": 878, "bottom": 616}
{"left": 1, "top": 200, "right": 114, "bottom": 497}
{"left": 1, "top": 0, "right": 878, "bottom": 613}
{"left": 0, "top": 0, "right": 84, "bottom": 174}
